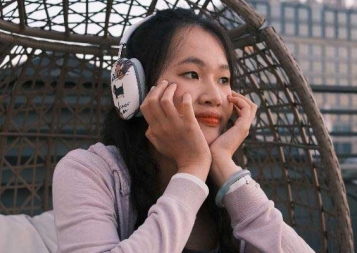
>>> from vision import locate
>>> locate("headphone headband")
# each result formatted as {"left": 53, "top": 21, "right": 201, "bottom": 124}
{"left": 118, "top": 14, "right": 155, "bottom": 57}
{"left": 111, "top": 13, "right": 155, "bottom": 120}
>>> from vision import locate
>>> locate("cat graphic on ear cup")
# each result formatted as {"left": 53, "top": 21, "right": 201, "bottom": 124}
{"left": 111, "top": 57, "right": 145, "bottom": 119}
{"left": 111, "top": 15, "right": 153, "bottom": 120}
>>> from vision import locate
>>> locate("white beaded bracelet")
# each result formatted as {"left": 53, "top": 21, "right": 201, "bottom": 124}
{"left": 215, "top": 169, "right": 251, "bottom": 208}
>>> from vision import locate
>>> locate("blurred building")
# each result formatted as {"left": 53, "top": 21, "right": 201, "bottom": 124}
{"left": 247, "top": 0, "right": 357, "bottom": 165}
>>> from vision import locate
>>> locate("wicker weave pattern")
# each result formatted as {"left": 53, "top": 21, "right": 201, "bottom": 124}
{"left": 0, "top": 0, "right": 353, "bottom": 252}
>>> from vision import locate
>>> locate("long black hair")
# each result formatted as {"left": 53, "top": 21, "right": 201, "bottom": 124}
{"left": 101, "top": 8, "right": 240, "bottom": 252}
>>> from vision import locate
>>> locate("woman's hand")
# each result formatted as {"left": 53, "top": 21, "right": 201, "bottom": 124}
{"left": 209, "top": 91, "right": 257, "bottom": 186}
{"left": 140, "top": 80, "right": 211, "bottom": 181}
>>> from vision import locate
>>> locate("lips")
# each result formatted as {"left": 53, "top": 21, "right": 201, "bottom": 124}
{"left": 195, "top": 113, "right": 221, "bottom": 127}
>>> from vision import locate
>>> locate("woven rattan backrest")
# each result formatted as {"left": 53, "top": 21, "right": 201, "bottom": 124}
{"left": 0, "top": 0, "right": 353, "bottom": 252}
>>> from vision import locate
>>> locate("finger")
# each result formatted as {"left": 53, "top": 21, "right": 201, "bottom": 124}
{"left": 230, "top": 109, "right": 253, "bottom": 142}
{"left": 235, "top": 105, "right": 255, "bottom": 129}
{"left": 148, "top": 79, "right": 169, "bottom": 101}
{"left": 141, "top": 80, "right": 168, "bottom": 124}
{"left": 181, "top": 93, "right": 196, "bottom": 122}
{"left": 233, "top": 104, "right": 241, "bottom": 117}
{"left": 230, "top": 91, "right": 257, "bottom": 110}
{"left": 229, "top": 92, "right": 251, "bottom": 105}
{"left": 232, "top": 105, "right": 252, "bottom": 132}
{"left": 228, "top": 94, "right": 257, "bottom": 122}
{"left": 160, "top": 82, "right": 180, "bottom": 120}
{"left": 249, "top": 103, "right": 258, "bottom": 122}
{"left": 145, "top": 126, "right": 157, "bottom": 146}
{"left": 145, "top": 126, "right": 152, "bottom": 139}
{"left": 231, "top": 90, "right": 248, "bottom": 99}
{"left": 229, "top": 97, "right": 251, "bottom": 119}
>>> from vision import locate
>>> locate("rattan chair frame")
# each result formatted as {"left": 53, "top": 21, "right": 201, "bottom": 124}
{"left": 0, "top": 0, "right": 353, "bottom": 252}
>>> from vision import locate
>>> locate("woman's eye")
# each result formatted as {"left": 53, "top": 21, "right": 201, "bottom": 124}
{"left": 218, "top": 77, "right": 230, "bottom": 84}
{"left": 183, "top": 71, "right": 199, "bottom": 79}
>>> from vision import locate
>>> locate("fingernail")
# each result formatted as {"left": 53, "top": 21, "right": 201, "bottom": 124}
{"left": 161, "top": 79, "right": 168, "bottom": 84}
{"left": 150, "top": 86, "right": 155, "bottom": 91}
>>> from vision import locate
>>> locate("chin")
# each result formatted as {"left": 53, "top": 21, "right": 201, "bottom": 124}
{"left": 205, "top": 136, "right": 218, "bottom": 145}
{"left": 203, "top": 131, "right": 221, "bottom": 145}
{"left": 199, "top": 123, "right": 223, "bottom": 145}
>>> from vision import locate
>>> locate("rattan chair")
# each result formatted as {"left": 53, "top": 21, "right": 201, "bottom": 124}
{"left": 0, "top": 0, "right": 353, "bottom": 252}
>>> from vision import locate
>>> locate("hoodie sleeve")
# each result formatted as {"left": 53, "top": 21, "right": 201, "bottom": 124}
{"left": 223, "top": 178, "right": 315, "bottom": 253}
{"left": 53, "top": 150, "right": 208, "bottom": 253}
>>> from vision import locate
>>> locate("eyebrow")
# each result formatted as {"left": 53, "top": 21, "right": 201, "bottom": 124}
{"left": 176, "top": 57, "right": 229, "bottom": 70}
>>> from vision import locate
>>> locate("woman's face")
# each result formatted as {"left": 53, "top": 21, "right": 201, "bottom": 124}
{"left": 159, "top": 26, "right": 234, "bottom": 145}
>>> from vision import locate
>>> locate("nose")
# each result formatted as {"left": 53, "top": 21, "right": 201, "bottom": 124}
{"left": 198, "top": 81, "right": 223, "bottom": 106}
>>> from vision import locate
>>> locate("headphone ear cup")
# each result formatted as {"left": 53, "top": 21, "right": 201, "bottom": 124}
{"left": 130, "top": 58, "right": 147, "bottom": 104}
{"left": 111, "top": 58, "right": 147, "bottom": 120}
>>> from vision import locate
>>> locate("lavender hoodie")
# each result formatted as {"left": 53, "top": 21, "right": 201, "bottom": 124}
{"left": 53, "top": 142, "right": 314, "bottom": 253}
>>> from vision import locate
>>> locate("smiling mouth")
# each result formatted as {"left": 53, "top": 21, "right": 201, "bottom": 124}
{"left": 196, "top": 117, "right": 221, "bottom": 127}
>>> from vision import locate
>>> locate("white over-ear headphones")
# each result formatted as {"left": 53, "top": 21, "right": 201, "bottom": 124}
{"left": 111, "top": 15, "right": 154, "bottom": 120}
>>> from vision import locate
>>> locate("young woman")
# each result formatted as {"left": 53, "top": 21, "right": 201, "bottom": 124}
{"left": 53, "top": 8, "right": 314, "bottom": 253}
